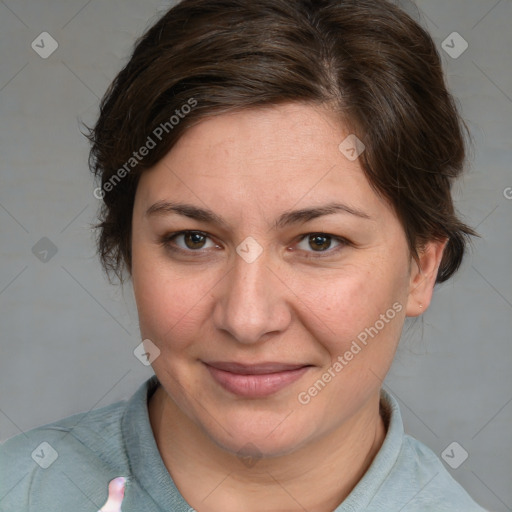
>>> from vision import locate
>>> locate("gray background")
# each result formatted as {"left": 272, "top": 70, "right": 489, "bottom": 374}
{"left": 0, "top": 0, "right": 511, "bottom": 510}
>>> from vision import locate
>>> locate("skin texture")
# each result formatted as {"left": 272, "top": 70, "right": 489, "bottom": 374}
{"left": 128, "top": 103, "right": 446, "bottom": 512}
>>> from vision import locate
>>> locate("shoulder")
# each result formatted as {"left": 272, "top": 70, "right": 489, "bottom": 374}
{"left": 0, "top": 399, "right": 129, "bottom": 512}
{"left": 381, "top": 434, "right": 487, "bottom": 511}
{"left": 359, "top": 389, "right": 489, "bottom": 512}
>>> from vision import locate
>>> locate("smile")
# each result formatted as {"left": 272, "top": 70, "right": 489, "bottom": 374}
{"left": 203, "top": 362, "right": 312, "bottom": 398}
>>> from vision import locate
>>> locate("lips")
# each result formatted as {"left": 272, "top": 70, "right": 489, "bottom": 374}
{"left": 205, "top": 361, "right": 309, "bottom": 374}
{"left": 203, "top": 361, "right": 312, "bottom": 397}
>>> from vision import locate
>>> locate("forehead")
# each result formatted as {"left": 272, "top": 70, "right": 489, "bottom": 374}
{"left": 172, "top": 103, "right": 347, "bottom": 170}
{"left": 135, "top": 103, "right": 388, "bottom": 222}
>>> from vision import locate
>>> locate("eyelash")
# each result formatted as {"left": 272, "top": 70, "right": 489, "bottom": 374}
{"left": 159, "top": 230, "right": 351, "bottom": 259}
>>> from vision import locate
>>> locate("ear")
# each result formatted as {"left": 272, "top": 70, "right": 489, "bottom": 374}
{"left": 405, "top": 238, "right": 448, "bottom": 317}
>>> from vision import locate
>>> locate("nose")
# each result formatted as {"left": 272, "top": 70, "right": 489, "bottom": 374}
{"left": 212, "top": 246, "right": 292, "bottom": 344}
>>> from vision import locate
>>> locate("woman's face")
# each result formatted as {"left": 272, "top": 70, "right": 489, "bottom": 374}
{"left": 131, "top": 103, "right": 435, "bottom": 457}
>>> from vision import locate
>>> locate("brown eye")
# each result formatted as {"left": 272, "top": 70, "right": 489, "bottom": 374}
{"left": 308, "top": 234, "right": 332, "bottom": 251}
{"left": 295, "top": 233, "right": 348, "bottom": 257}
{"left": 161, "top": 230, "right": 217, "bottom": 254}
{"left": 183, "top": 232, "right": 207, "bottom": 250}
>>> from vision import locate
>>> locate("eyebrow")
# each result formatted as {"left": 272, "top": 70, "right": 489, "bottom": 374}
{"left": 145, "top": 200, "right": 372, "bottom": 229}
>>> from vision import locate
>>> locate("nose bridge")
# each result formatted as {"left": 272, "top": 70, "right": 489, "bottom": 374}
{"left": 214, "top": 244, "right": 289, "bottom": 344}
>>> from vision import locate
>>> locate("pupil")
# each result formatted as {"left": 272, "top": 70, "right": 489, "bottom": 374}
{"left": 310, "top": 234, "right": 330, "bottom": 251}
{"left": 186, "top": 232, "right": 205, "bottom": 249}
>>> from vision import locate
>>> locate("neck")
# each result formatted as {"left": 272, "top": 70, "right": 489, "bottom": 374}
{"left": 149, "top": 385, "right": 386, "bottom": 512}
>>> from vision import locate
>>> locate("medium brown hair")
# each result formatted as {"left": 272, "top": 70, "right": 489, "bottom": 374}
{"left": 85, "top": 0, "right": 477, "bottom": 284}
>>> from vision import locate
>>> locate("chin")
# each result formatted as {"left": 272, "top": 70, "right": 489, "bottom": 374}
{"left": 199, "top": 408, "right": 315, "bottom": 460}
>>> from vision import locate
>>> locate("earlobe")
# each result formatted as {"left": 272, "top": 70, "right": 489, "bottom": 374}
{"left": 405, "top": 238, "right": 448, "bottom": 317}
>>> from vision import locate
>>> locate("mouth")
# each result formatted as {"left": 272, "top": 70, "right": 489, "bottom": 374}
{"left": 203, "top": 361, "right": 313, "bottom": 398}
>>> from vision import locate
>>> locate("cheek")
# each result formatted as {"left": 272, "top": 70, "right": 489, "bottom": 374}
{"left": 290, "top": 266, "right": 408, "bottom": 408}
{"left": 132, "top": 253, "right": 218, "bottom": 351}
{"left": 289, "top": 260, "right": 408, "bottom": 341}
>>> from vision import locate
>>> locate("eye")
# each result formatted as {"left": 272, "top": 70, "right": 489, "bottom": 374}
{"left": 160, "top": 230, "right": 350, "bottom": 258}
{"left": 295, "top": 233, "right": 348, "bottom": 256}
{"left": 161, "top": 230, "right": 219, "bottom": 253}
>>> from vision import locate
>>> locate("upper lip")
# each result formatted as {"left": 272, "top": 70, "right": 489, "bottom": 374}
{"left": 204, "top": 361, "right": 311, "bottom": 375}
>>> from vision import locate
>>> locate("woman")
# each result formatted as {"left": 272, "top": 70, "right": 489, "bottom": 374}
{"left": 0, "top": 0, "right": 487, "bottom": 510}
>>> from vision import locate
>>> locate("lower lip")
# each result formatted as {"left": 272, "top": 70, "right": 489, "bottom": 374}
{"left": 205, "top": 365, "right": 311, "bottom": 398}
